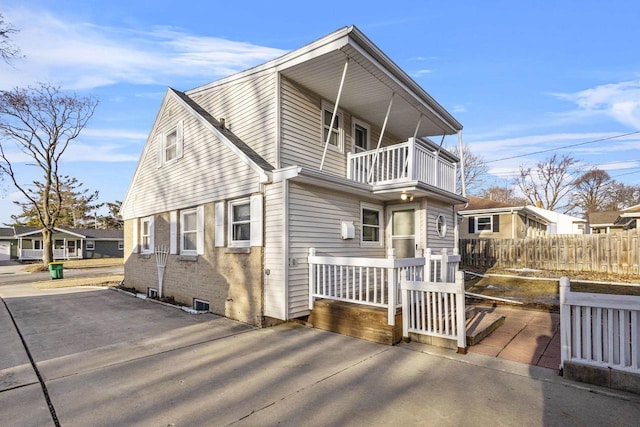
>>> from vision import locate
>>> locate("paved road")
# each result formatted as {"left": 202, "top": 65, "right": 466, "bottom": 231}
{"left": 0, "top": 262, "right": 123, "bottom": 285}
{"left": 1, "top": 282, "right": 640, "bottom": 426}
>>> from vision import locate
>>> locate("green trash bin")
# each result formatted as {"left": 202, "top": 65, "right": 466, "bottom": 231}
{"left": 48, "top": 262, "right": 64, "bottom": 280}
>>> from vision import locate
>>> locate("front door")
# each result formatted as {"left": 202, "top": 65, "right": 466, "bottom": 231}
{"left": 388, "top": 204, "right": 419, "bottom": 258}
{"left": 67, "top": 240, "right": 76, "bottom": 256}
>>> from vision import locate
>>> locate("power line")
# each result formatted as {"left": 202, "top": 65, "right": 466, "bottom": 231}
{"left": 485, "top": 131, "right": 640, "bottom": 163}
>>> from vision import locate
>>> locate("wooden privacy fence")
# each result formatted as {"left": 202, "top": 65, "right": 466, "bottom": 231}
{"left": 460, "top": 230, "right": 640, "bottom": 274}
{"left": 560, "top": 278, "right": 640, "bottom": 374}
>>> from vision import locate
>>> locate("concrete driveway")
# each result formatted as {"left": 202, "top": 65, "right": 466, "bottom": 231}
{"left": 1, "top": 284, "right": 640, "bottom": 426}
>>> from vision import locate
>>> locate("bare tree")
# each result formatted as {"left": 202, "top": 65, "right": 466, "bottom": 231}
{"left": 607, "top": 182, "right": 640, "bottom": 210}
{"left": 447, "top": 143, "right": 488, "bottom": 195}
{"left": 479, "top": 185, "right": 527, "bottom": 205}
{"left": 0, "top": 13, "right": 22, "bottom": 63}
{"left": 570, "top": 169, "right": 615, "bottom": 214}
{"left": 0, "top": 84, "right": 98, "bottom": 264}
{"left": 515, "top": 154, "right": 577, "bottom": 212}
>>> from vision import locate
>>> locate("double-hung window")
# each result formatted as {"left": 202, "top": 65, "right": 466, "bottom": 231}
{"left": 229, "top": 199, "right": 251, "bottom": 247}
{"left": 86, "top": 240, "right": 95, "bottom": 250}
{"left": 322, "top": 101, "right": 343, "bottom": 151}
{"left": 165, "top": 129, "right": 178, "bottom": 162}
{"left": 181, "top": 209, "right": 198, "bottom": 255}
{"left": 157, "top": 121, "right": 183, "bottom": 167}
{"left": 470, "top": 215, "right": 499, "bottom": 234}
{"left": 361, "top": 203, "right": 382, "bottom": 245}
{"left": 352, "top": 119, "right": 370, "bottom": 153}
{"left": 141, "top": 216, "right": 154, "bottom": 253}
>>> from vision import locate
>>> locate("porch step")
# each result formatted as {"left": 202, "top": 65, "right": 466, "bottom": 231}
{"left": 308, "top": 299, "right": 403, "bottom": 345}
{"left": 465, "top": 309, "right": 505, "bottom": 346}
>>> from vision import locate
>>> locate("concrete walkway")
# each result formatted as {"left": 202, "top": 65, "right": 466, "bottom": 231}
{"left": 468, "top": 305, "right": 561, "bottom": 371}
{"left": 1, "top": 282, "right": 639, "bottom": 426}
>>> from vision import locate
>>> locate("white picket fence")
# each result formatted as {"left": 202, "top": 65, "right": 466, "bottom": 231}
{"left": 308, "top": 248, "right": 460, "bottom": 326}
{"left": 401, "top": 270, "right": 466, "bottom": 350}
{"left": 560, "top": 277, "right": 640, "bottom": 374}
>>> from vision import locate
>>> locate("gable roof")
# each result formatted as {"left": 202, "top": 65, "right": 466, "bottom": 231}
{"left": 0, "top": 227, "right": 15, "bottom": 238}
{"left": 463, "top": 195, "right": 520, "bottom": 211}
{"left": 188, "top": 25, "right": 462, "bottom": 139}
{"left": 170, "top": 88, "right": 274, "bottom": 172}
{"left": 457, "top": 196, "right": 549, "bottom": 225}
{"left": 588, "top": 210, "right": 622, "bottom": 226}
{"left": 13, "top": 226, "right": 123, "bottom": 239}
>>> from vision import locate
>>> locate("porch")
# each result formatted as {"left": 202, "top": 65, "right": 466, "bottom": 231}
{"left": 307, "top": 247, "right": 468, "bottom": 349}
{"left": 19, "top": 248, "right": 83, "bottom": 261}
{"left": 347, "top": 137, "right": 456, "bottom": 193}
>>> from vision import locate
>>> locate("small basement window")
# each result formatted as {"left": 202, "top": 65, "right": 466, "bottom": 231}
{"left": 194, "top": 299, "right": 210, "bottom": 311}
{"left": 148, "top": 288, "right": 158, "bottom": 298}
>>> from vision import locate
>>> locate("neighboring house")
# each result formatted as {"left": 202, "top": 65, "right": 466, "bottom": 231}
{"left": 588, "top": 204, "right": 640, "bottom": 233}
{"left": 457, "top": 196, "right": 549, "bottom": 239}
{"left": 525, "top": 206, "right": 587, "bottom": 235}
{"left": 5, "top": 226, "right": 124, "bottom": 260}
{"left": 0, "top": 228, "right": 18, "bottom": 261}
{"left": 121, "top": 26, "right": 466, "bottom": 327}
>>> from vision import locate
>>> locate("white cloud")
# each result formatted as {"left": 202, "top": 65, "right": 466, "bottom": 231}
{"left": 413, "top": 69, "right": 433, "bottom": 77}
{"left": 1, "top": 8, "right": 286, "bottom": 90}
{"left": 452, "top": 105, "right": 467, "bottom": 113}
{"left": 551, "top": 80, "right": 640, "bottom": 130}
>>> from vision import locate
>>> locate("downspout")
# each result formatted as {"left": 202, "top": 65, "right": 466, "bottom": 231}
{"left": 458, "top": 131, "right": 466, "bottom": 197}
{"left": 319, "top": 58, "right": 349, "bottom": 171}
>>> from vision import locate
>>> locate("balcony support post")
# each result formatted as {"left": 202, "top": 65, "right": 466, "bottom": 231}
{"left": 367, "top": 93, "right": 395, "bottom": 182}
{"left": 320, "top": 58, "right": 349, "bottom": 171}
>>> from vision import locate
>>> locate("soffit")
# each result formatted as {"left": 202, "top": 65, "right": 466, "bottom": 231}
{"left": 278, "top": 44, "right": 460, "bottom": 140}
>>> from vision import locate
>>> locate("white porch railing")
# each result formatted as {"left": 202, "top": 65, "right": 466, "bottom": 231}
{"left": 560, "top": 277, "right": 640, "bottom": 374}
{"left": 308, "top": 247, "right": 460, "bottom": 326}
{"left": 19, "top": 248, "right": 81, "bottom": 260}
{"left": 401, "top": 270, "right": 466, "bottom": 351}
{"left": 20, "top": 249, "right": 44, "bottom": 260}
{"left": 347, "top": 137, "right": 457, "bottom": 193}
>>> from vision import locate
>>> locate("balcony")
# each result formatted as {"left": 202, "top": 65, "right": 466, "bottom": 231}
{"left": 347, "top": 137, "right": 457, "bottom": 194}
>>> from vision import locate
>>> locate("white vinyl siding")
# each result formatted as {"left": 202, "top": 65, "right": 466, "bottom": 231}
{"left": 286, "top": 182, "right": 385, "bottom": 318}
{"left": 188, "top": 73, "right": 277, "bottom": 167}
{"left": 425, "top": 199, "right": 456, "bottom": 250}
{"left": 264, "top": 181, "right": 287, "bottom": 319}
{"left": 279, "top": 76, "right": 399, "bottom": 179}
{"left": 121, "top": 94, "right": 262, "bottom": 219}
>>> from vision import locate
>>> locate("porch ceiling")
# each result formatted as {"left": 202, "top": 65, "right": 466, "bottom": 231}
{"left": 279, "top": 43, "right": 461, "bottom": 140}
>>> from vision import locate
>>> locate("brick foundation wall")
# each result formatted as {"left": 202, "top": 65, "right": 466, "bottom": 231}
{"left": 123, "top": 203, "right": 264, "bottom": 326}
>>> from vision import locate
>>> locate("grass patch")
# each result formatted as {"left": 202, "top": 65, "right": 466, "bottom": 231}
{"left": 465, "top": 267, "right": 640, "bottom": 310}
{"left": 465, "top": 274, "right": 559, "bottom": 307}
{"left": 22, "top": 257, "right": 123, "bottom": 273}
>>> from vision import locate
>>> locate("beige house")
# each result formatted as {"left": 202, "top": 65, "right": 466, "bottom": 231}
{"left": 458, "top": 196, "right": 549, "bottom": 239}
{"left": 121, "top": 26, "right": 466, "bottom": 328}
{"left": 588, "top": 203, "right": 640, "bottom": 233}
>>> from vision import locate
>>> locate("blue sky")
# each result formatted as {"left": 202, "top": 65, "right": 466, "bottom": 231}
{"left": 2, "top": 0, "right": 640, "bottom": 224}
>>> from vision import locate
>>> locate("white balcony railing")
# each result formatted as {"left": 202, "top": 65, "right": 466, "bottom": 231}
{"left": 347, "top": 137, "right": 457, "bottom": 193}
